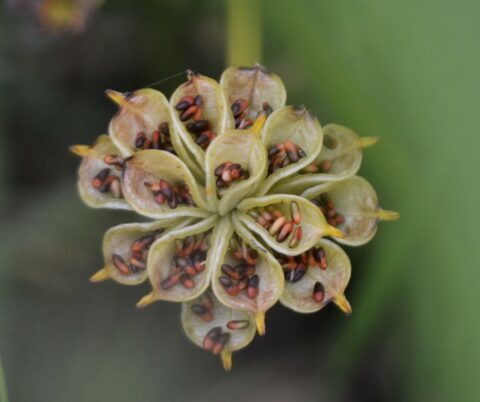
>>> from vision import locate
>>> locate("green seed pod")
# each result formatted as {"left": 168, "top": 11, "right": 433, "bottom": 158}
{"left": 70, "top": 134, "right": 131, "bottom": 210}
{"left": 271, "top": 124, "right": 378, "bottom": 195}
{"left": 136, "top": 215, "right": 220, "bottom": 306}
{"left": 279, "top": 239, "right": 352, "bottom": 315}
{"left": 220, "top": 64, "right": 286, "bottom": 128}
{"left": 257, "top": 106, "right": 323, "bottom": 195}
{"left": 181, "top": 290, "right": 256, "bottom": 371}
{"left": 236, "top": 194, "right": 345, "bottom": 256}
{"left": 209, "top": 213, "right": 284, "bottom": 335}
{"left": 205, "top": 130, "right": 267, "bottom": 215}
{"left": 105, "top": 88, "right": 204, "bottom": 181}
{"left": 170, "top": 71, "right": 231, "bottom": 171}
{"left": 90, "top": 217, "right": 193, "bottom": 285}
{"left": 121, "top": 150, "right": 211, "bottom": 219}
{"left": 303, "top": 175, "right": 399, "bottom": 246}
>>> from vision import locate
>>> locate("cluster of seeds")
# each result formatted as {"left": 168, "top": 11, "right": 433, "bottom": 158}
{"left": 91, "top": 153, "right": 125, "bottom": 197}
{"left": 160, "top": 233, "right": 209, "bottom": 290}
{"left": 231, "top": 99, "right": 273, "bottom": 129}
{"left": 219, "top": 237, "right": 260, "bottom": 299}
{"left": 214, "top": 161, "right": 249, "bottom": 190}
{"left": 202, "top": 327, "right": 231, "bottom": 356}
{"left": 134, "top": 122, "right": 175, "bottom": 153}
{"left": 268, "top": 140, "right": 306, "bottom": 174}
{"left": 144, "top": 179, "right": 195, "bottom": 209}
{"left": 276, "top": 246, "right": 328, "bottom": 303}
{"left": 249, "top": 202, "right": 303, "bottom": 248}
{"left": 175, "top": 95, "right": 216, "bottom": 149}
{"left": 304, "top": 134, "right": 337, "bottom": 173}
{"left": 112, "top": 230, "right": 163, "bottom": 276}
{"left": 311, "top": 193, "right": 345, "bottom": 227}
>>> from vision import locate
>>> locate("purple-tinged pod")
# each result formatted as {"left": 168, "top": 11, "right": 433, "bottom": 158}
{"left": 271, "top": 124, "right": 378, "bottom": 195}
{"left": 279, "top": 239, "right": 352, "bottom": 315}
{"left": 106, "top": 88, "right": 204, "bottom": 181}
{"left": 90, "top": 217, "right": 193, "bottom": 285}
{"left": 258, "top": 106, "right": 323, "bottom": 195}
{"left": 121, "top": 150, "right": 211, "bottom": 219}
{"left": 136, "top": 215, "right": 220, "bottom": 305}
{"left": 220, "top": 64, "right": 286, "bottom": 129}
{"left": 304, "top": 175, "right": 399, "bottom": 246}
{"left": 70, "top": 134, "right": 131, "bottom": 210}
{"left": 236, "top": 194, "right": 345, "bottom": 256}
{"left": 205, "top": 130, "right": 267, "bottom": 215}
{"left": 170, "top": 71, "right": 231, "bottom": 171}
{"left": 181, "top": 290, "right": 256, "bottom": 371}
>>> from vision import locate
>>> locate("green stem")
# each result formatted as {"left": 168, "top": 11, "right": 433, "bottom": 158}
{"left": 0, "top": 359, "right": 8, "bottom": 402}
{"left": 226, "top": 0, "right": 262, "bottom": 66}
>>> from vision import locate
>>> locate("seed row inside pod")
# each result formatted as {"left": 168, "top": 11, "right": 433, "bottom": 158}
{"left": 311, "top": 193, "right": 345, "bottom": 227}
{"left": 112, "top": 230, "right": 163, "bottom": 276}
{"left": 160, "top": 233, "right": 210, "bottom": 291}
{"left": 248, "top": 201, "right": 303, "bottom": 248}
{"left": 144, "top": 179, "right": 195, "bottom": 209}
{"left": 231, "top": 98, "right": 273, "bottom": 129}
{"left": 214, "top": 161, "right": 250, "bottom": 192}
{"left": 134, "top": 122, "right": 175, "bottom": 153}
{"left": 191, "top": 293, "right": 215, "bottom": 322}
{"left": 175, "top": 95, "right": 216, "bottom": 150}
{"left": 91, "top": 167, "right": 122, "bottom": 198}
{"left": 218, "top": 235, "right": 260, "bottom": 299}
{"left": 203, "top": 327, "right": 231, "bottom": 355}
{"left": 303, "top": 134, "right": 337, "bottom": 173}
{"left": 267, "top": 139, "right": 307, "bottom": 174}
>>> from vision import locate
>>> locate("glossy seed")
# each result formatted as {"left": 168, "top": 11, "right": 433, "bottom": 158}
{"left": 291, "top": 202, "right": 302, "bottom": 224}
{"left": 313, "top": 282, "right": 325, "bottom": 302}
{"left": 219, "top": 275, "right": 233, "bottom": 288}
{"left": 212, "top": 332, "right": 230, "bottom": 355}
{"left": 200, "top": 294, "right": 214, "bottom": 311}
{"left": 203, "top": 327, "right": 222, "bottom": 351}
{"left": 315, "top": 247, "right": 328, "bottom": 270}
{"left": 221, "top": 264, "right": 241, "bottom": 280}
{"left": 289, "top": 227, "right": 302, "bottom": 248}
{"left": 292, "top": 264, "right": 306, "bottom": 282}
{"left": 227, "top": 320, "right": 250, "bottom": 330}
{"left": 277, "top": 221, "right": 294, "bottom": 242}
{"left": 112, "top": 254, "right": 130, "bottom": 275}
{"left": 180, "top": 274, "right": 195, "bottom": 288}
{"left": 269, "top": 216, "right": 286, "bottom": 235}
{"left": 160, "top": 274, "right": 180, "bottom": 290}
{"left": 191, "top": 304, "right": 213, "bottom": 322}
{"left": 237, "top": 275, "right": 249, "bottom": 290}
{"left": 246, "top": 274, "right": 259, "bottom": 299}
{"left": 226, "top": 284, "right": 240, "bottom": 297}
{"left": 131, "top": 234, "right": 156, "bottom": 253}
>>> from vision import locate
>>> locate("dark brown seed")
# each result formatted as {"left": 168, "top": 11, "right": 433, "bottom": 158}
{"left": 226, "top": 284, "right": 240, "bottom": 297}
{"left": 192, "top": 252, "right": 206, "bottom": 273}
{"left": 246, "top": 274, "right": 259, "bottom": 299}
{"left": 219, "top": 275, "right": 233, "bottom": 288}
{"left": 313, "top": 282, "right": 325, "bottom": 302}
{"left": 200, "top": 294, "right": 214, "bottom": 311}
{"left": 180, "top": 274, "right": 195, "bottom": 288}
{"left": 277, "top": 221, "right": 294, "bottom": 242}
{"left": 194, "top": 95, "right": 203, "bottom": 107}
{"left": 237, "top": 275, "right": 249, "bottom": 290}
{"left": 191, "top": 304, "right": 208, "bottom": 316}
{"left": 292, "top": 264, "right": 307, "bottom": 282}
{"left": 160, "top": 274, "right": 180, "bottom": 290}
{"left": 131, "top": 234, "right": 156, "bottom": 253}
{"left": 227, "top": 320, "right": 250, "bottom": 330}
{"left": 203, "top": 326, "right": 222, "bottom": 351}
{"left": 262, "top": 101, "right": 273, "bottom": 115}
{"left": 221, "top": 264, "right": 240, "bottom": 280}
{"left": 180, "top": 105, "right": 199, "bottom": 121}
{"left": 112, "top": 254, "right": 130, "bottom": 275}
{"left": 231, "top": 99, "right": 249, "bottom": 117}
{"left": 129, "top": 257, "right": 146, "bottom": 270}
{"left": 212, "top": 332, "right": 230, "bottom": 355}
{"left": 96, "top": 167, "right": 111, "bottom": 181}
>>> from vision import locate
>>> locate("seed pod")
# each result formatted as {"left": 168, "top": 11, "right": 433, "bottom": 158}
{"left": 211, "top": 214, "right": 285, "bottom": 335}
{"left": 220, "top": 64, "right": 286, "bottom": 126}
{"left": 271, "top": 124, "right": 379, "bottom": 195}
{"left": 122, "top": 150, "right": 211, "bottom": 220}
{"left": 280, "top": 239, "right": 352, "bottom": 315}
{"left": 258, "top": 106, "right": 323, "bottom": 195}
{"left": 105, "top": 88, "right": 204, "bottom": 181}
{"left": 181, "top": 291, "right": 256, "bottom": 371}
{"left": 170, "top": 71, "right": 230, "bottom": 171}
{"left": 205, "top": 131, "right": 268, "bottom": 215}
{"left": 90, "top": 217, "right": 191, "bottom": 286}
{"left": 237, "top": 195, "right": 345, "bottom": 256}
{"left": 136, "top": 215, "right": 219, "bottom": 306}
{"left": 71, "top": 135, "right": 131, "bottom": 210}
{"left": 304, "top": 176, "right": 399, "bottom": 246}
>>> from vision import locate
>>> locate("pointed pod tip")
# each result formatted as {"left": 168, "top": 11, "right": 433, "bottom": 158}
{"left": 90, "top": 268, "right": 110, "bottom": 283}
{"left": 255, "top": 312, "right": 266, "bottom": 336}
{"left": 378, "top": 209, "right": 400, "bottom": 221}
{"left": 249, "top": 112, "right": 267, "bottom": 137}
{"left": 221, "top": 349, "right": 233, "bottom": 371}
{"left": 70, "top": 144, "right": 91, "bottom": 157}
{"left": 136, "top": 293, "right": 157, "bottom": 309}
{"left": 105, "top": 89, "right": 127, "bottom": 106}
{"left": 359, "top": 136, "right": 380, "bottom": 148}
{"left": 326, "top": 225, "right": 346, "bottom": 239}
{"left": 334, "top": 294, "right": 352, "bottom": 316}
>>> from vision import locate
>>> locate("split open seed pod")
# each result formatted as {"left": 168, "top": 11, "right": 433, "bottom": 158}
{"left": 257, "top": 106, "right": 323, "bottom": 195}
{"left": 91, "top": 217, "right": 193, "bottom": 285}
{"left": 170, "top": 71, "right": 230, "bottom": 170}
{"left": 181, "top": 290, "right": 256, "bottom": 371}
{"left": 71, "top": 134, "right": 131, "bottom": 210}
{"left": 280, "top": 239, "right": 352, "bottom": 314}
{"left": 236, "top": 194, "right": 344, "bottom": 256}
{"left": 136, "top": 215, "right": 220, "bottom": 305}
{"left": 271, "top": 124, "right": 378, "bottom": 195}
{"left": 304, "top": 175, "right": 399, "bottom": 246}
{"left": 220, "top": 64, "right": 286, "bottom": 127}
{"left": 122, "top": 150, "right": 211, "bottom": 219}
{"left": 209, "top": 213, "right": 284, "bottom": 335}
{"left": 205, "top": 131, "right": 267, "bottom": 215}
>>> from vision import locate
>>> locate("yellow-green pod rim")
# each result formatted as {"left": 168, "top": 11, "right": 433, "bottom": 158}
{"left": 122, "top": 150, "right": 212, "bottom": 219}
{"left": 257, "top": 106, "right": 323, "bottom": 195}
{"left": 205, "top": 131, "right": 267, "bottom": 215}
{"left": 279, "top": 238, "right": 352, "bottom": 315}
{"left": 236, "top": 194, "right": 344, "bottom": 256}
{"left": 181, "top": 290, "right": 256, "bottom": 371}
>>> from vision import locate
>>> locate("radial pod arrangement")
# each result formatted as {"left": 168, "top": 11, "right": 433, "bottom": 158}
{"left": 71, "top": 65, "right": 399, "bottom": 370}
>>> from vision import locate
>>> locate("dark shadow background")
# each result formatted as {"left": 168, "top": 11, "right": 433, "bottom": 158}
{"left": 0, "top": 1, "right": 479, "bottom": 401}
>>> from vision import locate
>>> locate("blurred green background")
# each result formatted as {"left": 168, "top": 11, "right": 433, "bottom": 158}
{"left": 0, "top": 0, "right": 478, "bottom": 401}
